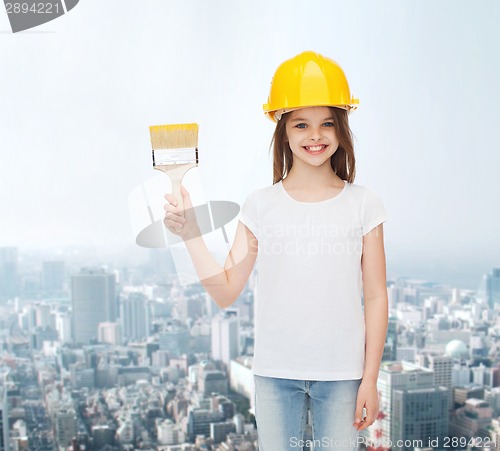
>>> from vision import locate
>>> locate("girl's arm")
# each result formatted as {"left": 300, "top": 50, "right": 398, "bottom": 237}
{"left": 164, "top": 186, "right": 258, "bottom": 308}
{"left": 361, "top": 223, "right": 389, "bottom": 383}
{"left": 354, "top": 223, "right": 388, "bottom": 431}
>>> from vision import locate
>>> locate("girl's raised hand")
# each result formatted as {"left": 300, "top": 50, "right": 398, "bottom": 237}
{"left": 163, "top": 185, "right": 201, "bottom": 241}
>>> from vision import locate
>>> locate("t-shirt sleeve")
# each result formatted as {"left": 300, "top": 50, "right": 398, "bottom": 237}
{"left": 238, "top": 190, "right": 260, "bottom": 239}
{"left": 362, "top": 188, "right": 388, "bottom": 235}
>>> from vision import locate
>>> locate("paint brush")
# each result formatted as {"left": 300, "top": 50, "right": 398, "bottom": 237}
{"left": 149, "top": 123, "right": 199, "bottom": 213}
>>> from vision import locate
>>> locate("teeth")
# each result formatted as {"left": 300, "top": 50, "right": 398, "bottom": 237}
{"left": 305, "top": 145, "right": 326, "bottom": 151}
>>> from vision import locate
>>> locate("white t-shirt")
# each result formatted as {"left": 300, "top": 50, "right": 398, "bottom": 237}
{"left": 238, "top": 179, "right": 388, "bottom": 381}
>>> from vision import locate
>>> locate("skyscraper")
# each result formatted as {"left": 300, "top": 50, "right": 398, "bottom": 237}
{"left": 32, "top": 302, "right": 54, "bottom": 329}
{"left": 71, "top": 267, "right": 116, "bottom": 344}
{"left": 370, "top": 361, "right": 449, "bottom": 451}
{"left": 392, "top": 387, "right": 449, "bottom": 450}
{"left": 98, "top": 322, "right": 122, "bottom": 345}
{"left": 477, "top": 267, "right": 500, "bottom": 309}
{"left": 0, "top": 385, "right": 8, "bottom": 451}
{"left": 159, "top": 321, "right": 190, "bottom": 357}
{"left": 55, "top": 408, "right": 77, "bottom": 448}
{"left": 417, "top": 351, "right": 453, "bottom": 411}
{"left": 0, "top": 247, "right": 18, "bottom": 301}
{"left": 55, "top": 312, "right": 72, "bottom": 343}
{"left": 120, "top": 292, "right": 148, "bottom": 341}
{"left": 384, "top": 316, "right": 398, "bottom": 361}
{"left": 42, "top": 260, "right": 65, "bottom": 294}
{"left": 211, "top": 310, "right": 239, "bottom": 367}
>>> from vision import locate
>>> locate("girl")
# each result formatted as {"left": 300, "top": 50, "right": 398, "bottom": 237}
{"left": 164, "top": 51, "right": 389, "bottom": 450}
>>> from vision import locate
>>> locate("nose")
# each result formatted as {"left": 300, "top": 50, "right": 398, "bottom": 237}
{"left": 308, "top": 125, "right": 323, "bottom": 141}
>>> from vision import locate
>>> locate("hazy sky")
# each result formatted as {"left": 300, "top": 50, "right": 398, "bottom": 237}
{"left": 1, "top": 1, "right": 499, "bottom": 287}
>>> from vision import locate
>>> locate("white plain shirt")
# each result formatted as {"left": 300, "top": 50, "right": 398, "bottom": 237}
{"left": 238, "top": 180, "right": 388, "bottom": 381}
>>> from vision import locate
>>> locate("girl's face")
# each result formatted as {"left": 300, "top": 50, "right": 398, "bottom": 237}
{"left": 285, "top": 106, "right": 340, "bottom": 170}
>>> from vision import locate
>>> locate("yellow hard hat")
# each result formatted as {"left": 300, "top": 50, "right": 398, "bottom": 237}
{"left": 263, "top": 51, "right": 359, "bottom": 122}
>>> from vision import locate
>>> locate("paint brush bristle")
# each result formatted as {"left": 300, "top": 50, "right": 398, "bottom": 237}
{"left": 149, "top": 123, "right": 199, "bottom": 150}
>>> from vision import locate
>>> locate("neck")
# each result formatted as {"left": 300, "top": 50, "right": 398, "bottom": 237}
{"left": 285, "top": 162, "right": 341, "bottom": 188}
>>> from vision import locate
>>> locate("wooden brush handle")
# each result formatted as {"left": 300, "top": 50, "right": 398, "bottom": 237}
{"left": 155, "top": 163, "right": 197, "bottom": 214}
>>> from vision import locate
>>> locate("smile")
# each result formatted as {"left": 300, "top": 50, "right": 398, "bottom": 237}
{"left": 303, "top": 145, "right": 328, "bottom": 154}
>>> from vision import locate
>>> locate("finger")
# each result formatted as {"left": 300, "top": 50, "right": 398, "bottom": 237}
{"left": 164, "top": 203, "right": 181, "bottom": 214}
{"left": 356, "top": 408, "right": 375, "bottom": 431}
{"left": 358, "top": 416, "right": 375, "bottom": 431}
{"left": 353, "top": 404, "right": 364, "bottom": 427}
{"left": 164, "top": 212, "right": 184, "bottom": 225}
{"left": 164, "top": 194, "right": 178, "bottom": 207}
{"left": 356, "top": 420, "right": 368, "bottom": 431}
{"left": 164, "top": 216, "right": 183, "bottom": 227}
{"left": 164, "top": 211, "right": 185, "bottom": 223}
{"left": 164, "top": 218, "right": 184, "bottom": 232}
{"left": 363, "top": 407, "right": 376, "bottom": 426}
{"left": 163, "top": 205, "right": 186, "bottom": 222}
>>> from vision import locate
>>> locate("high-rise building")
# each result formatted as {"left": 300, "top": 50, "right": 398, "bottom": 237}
{"left": 42, "top": 261, "right": 65, "bottom": 294}
{"left": 55, "top": 312, "right": 72, "bottom": 343}
{"left": 157, "top": 419, "right": 184, "bottom": 445}
{"left": 211, "top": 421, "right": 236, "bottom": 444}
{"left": 417, "top": 351, "right": 453, "bottom": 411}
{"left": 70, "top": 363, "right": 95, "bottom": 389}
{"left": 0, "top": 247, "right": 18, "bottom": 301}
{"left": 449, "top": 398, "right": 493, "bottom": 442}
{"left": 367, "top": 361, "right": 449, "bottom": 450}
{"left": 191, "top": 319, "right": 211, "bottom": 353}
{"left": 384, "top": 316, "right": 398, "bottom": 361}
{"left": 187, "top": 409, "right": 224, "bottom": 442}
{"left": 92, "top": 425, "right": 116, "bottom": 449}
{"left": 477, "top": 267, "right": 500, "bottom": 309}
{"left": 98, "top": 322, "right": 122, "bottom": 345}
{"left": 71, "top": 267, "right": 116, "bottom": 344}
{"left": 55, "top": 408, "right": 77, "bottom": 448}
{"left": 120, "top": 293, "right": 148, "bottom": 341}
{"left": 485, "top": 385, "right": 500, "bottom": 416}
{"left": 392, "top": 387, "right": 449, "bottom": 450}
{"left": 159, "top": 321, "right": 189, "bottom": 357}
{"left": 32, "top": 302, "right": 54, "bottom": 329}
{"left": 489, "top": 417, "right": 500, "bottom": 449}
{"left": 0, "top": 387, "right": 7, "bottom": 451}
{"left": 229, "top": 357, "right": 255, "bottom": 411}
{"left": 177, "top": 295, "right": 204, "bottom": 323}
{"left": 452, "top": 385, "right": 485, "bottom": 407}
{"left": 116, "top": 420, "right": 134, "bottom": 445}
{"left": 211, "top": 310, "right": 239, "bottom": 367}
{"left": 199, "top": 370, "right": 228, "bottom": 397}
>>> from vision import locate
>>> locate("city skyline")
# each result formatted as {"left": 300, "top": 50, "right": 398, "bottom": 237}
{"left": 1, "top": 244, "right": 500, "bottom": 449}
{"left": 0, "top": 242, "right": 493, "bottom": 292}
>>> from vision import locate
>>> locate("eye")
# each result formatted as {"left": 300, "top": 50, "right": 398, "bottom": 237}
{"left": 295, "top": 123, "right": 307, "bottom": 129}
{"left": 323, "top": 122, "right": 335, "bottom": 127}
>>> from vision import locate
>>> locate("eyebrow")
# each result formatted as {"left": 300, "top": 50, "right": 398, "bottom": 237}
{"left": 289, "top": 117, "right": 335, "bottom": 122}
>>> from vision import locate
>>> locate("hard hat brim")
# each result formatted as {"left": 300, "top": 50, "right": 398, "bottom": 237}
{"left": 264, "top": 102, "right": 359, "bottom": 122}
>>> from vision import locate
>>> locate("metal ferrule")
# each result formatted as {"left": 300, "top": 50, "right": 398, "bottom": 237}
{"left": 152, "top": 147, "right": 198, "bottom": 166}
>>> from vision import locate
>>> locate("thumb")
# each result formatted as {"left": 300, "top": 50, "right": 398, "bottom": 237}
{"left": 180, "top": 185, "right": 193, "bottom": 208}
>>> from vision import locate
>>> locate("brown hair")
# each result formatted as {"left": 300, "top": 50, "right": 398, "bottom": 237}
{"left": 270, "top": 107, "right": 356, "bottom": 184}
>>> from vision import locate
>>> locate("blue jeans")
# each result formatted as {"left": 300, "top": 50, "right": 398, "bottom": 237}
{"left": 254, "top": 375, "right": 362, "bottom": 450}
